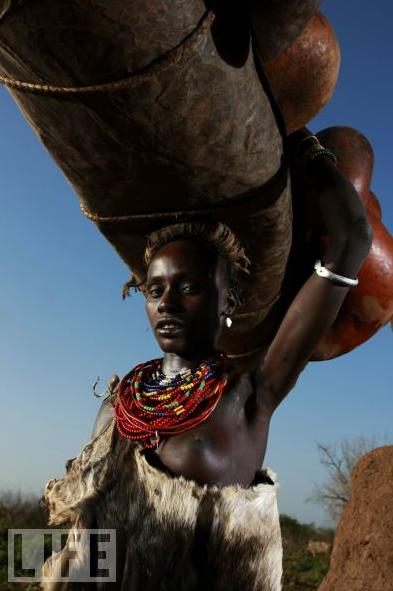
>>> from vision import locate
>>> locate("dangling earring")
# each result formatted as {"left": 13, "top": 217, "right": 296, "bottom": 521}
{"left": 225, "top": 315, "right": 232, "bottom": 328}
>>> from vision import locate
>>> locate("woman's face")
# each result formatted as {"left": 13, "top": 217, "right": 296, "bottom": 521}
{"left": 145, "top": 239, "right": 229, "bottom": 357}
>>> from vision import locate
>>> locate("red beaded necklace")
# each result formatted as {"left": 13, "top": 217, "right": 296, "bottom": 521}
{"left": 115, "top": 353, "right": 229, "bottom": 449}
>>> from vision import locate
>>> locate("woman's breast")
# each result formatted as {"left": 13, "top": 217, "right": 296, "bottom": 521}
{"left": 155, "top": 375, "right": 271, "bottom": 487}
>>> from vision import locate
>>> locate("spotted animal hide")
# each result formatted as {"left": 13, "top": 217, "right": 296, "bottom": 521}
{"left": 42, "top": 421, "right": 283, "bottom": 590}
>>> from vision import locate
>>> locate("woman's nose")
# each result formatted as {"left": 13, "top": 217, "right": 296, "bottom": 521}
{"left": 157, "top": 287, "right": 181, "bottom": 312}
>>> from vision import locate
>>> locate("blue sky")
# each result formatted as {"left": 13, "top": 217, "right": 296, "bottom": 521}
{"left": 1, "top": 0, "right": 392, "bottom": 525}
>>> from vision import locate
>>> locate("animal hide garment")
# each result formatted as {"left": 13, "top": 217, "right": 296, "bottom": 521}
{"left": 42, "top": 420, "right": 282, "bottom": 590}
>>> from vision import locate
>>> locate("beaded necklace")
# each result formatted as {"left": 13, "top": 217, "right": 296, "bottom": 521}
{"left": 115, "top": 353, "right": 229, "bottom": 449}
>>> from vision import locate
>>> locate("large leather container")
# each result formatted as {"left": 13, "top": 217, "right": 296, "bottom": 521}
{"left": 0, "top": 3, "right": 389, "bottom": 362}
{"left": 0, "top": 0, "right": 333, "bottom": 355}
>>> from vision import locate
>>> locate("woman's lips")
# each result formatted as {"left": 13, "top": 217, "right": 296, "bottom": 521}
{"left": 156, "top": 323, "right": 185, "bottom": 337}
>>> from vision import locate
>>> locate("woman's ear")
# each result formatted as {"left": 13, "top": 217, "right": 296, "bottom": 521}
{"left": 224, "top": 287, "right": 238, "bottom": 318}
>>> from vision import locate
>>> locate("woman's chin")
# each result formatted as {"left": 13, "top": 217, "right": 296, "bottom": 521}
{"left": 155, "top": 334, "right": 188, "bottom": 354}
{"left": 155, "top": 336, "right": 216, "bottom": 359}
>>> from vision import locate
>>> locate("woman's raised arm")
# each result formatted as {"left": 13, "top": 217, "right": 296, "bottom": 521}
{"left": 261, "top": 132, "right": 373, "bottom": 410}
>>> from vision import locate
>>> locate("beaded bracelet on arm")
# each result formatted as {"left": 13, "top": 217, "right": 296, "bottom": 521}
{"left": 309, "top": 147, "right": 338, "bottom": 166}
{"left": 296, "top": 134, "right": 338, "bottom": 168}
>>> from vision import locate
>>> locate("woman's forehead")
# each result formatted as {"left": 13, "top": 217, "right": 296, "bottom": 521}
{"left": 147, "top": 239, "right": 219, "bottom": 275}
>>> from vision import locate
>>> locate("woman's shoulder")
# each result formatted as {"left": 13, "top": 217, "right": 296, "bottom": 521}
{"left": 91, "top": 395, "right": 115, "bottom": 440}
{"left": 226, "top": 346, "right": 266, "bottom": 379}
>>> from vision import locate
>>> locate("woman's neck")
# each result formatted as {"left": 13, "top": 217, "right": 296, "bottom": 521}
{"left": 161, "top": 347, "right": 217, "bottom": 376}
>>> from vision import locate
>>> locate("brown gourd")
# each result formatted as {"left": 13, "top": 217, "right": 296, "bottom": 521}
{"left": 299, "top": 127, "right": 393, "bottom": 360}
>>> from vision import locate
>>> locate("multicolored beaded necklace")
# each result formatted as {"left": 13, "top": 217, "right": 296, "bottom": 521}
{"left": 115, "top": 353, "right": 229, "bottom": 449}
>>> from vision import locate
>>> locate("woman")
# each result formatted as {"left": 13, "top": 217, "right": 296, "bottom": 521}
{"left": 42, "top": 135, "right": 372, "bottom": 590}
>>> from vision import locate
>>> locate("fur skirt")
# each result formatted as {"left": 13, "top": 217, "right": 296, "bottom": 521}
{"left": 42, "top": 421, "right": 282, "bottom": 590}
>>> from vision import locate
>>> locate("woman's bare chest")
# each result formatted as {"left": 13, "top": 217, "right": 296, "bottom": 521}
{"left": 155, "top": 373, "right": 272, "bottom": 487}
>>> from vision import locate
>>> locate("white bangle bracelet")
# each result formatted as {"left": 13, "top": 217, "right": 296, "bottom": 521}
{"left": 314, "top": 260, "right": 359, "bottom": 286}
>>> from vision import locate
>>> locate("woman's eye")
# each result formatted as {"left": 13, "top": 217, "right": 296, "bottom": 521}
{"left": 148, "top": 286, "right": 163, "bottom": 298}
{"left": 181, "top": 283, "right": 200, "bottom": 293}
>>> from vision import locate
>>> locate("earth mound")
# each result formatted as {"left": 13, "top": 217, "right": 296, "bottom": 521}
{"left": 319, "top": 445, "right": 393, "bottom": 591}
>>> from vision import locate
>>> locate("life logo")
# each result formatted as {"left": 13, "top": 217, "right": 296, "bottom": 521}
{"left": 8, "top": 528, "right": 116, "bottom": 583}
